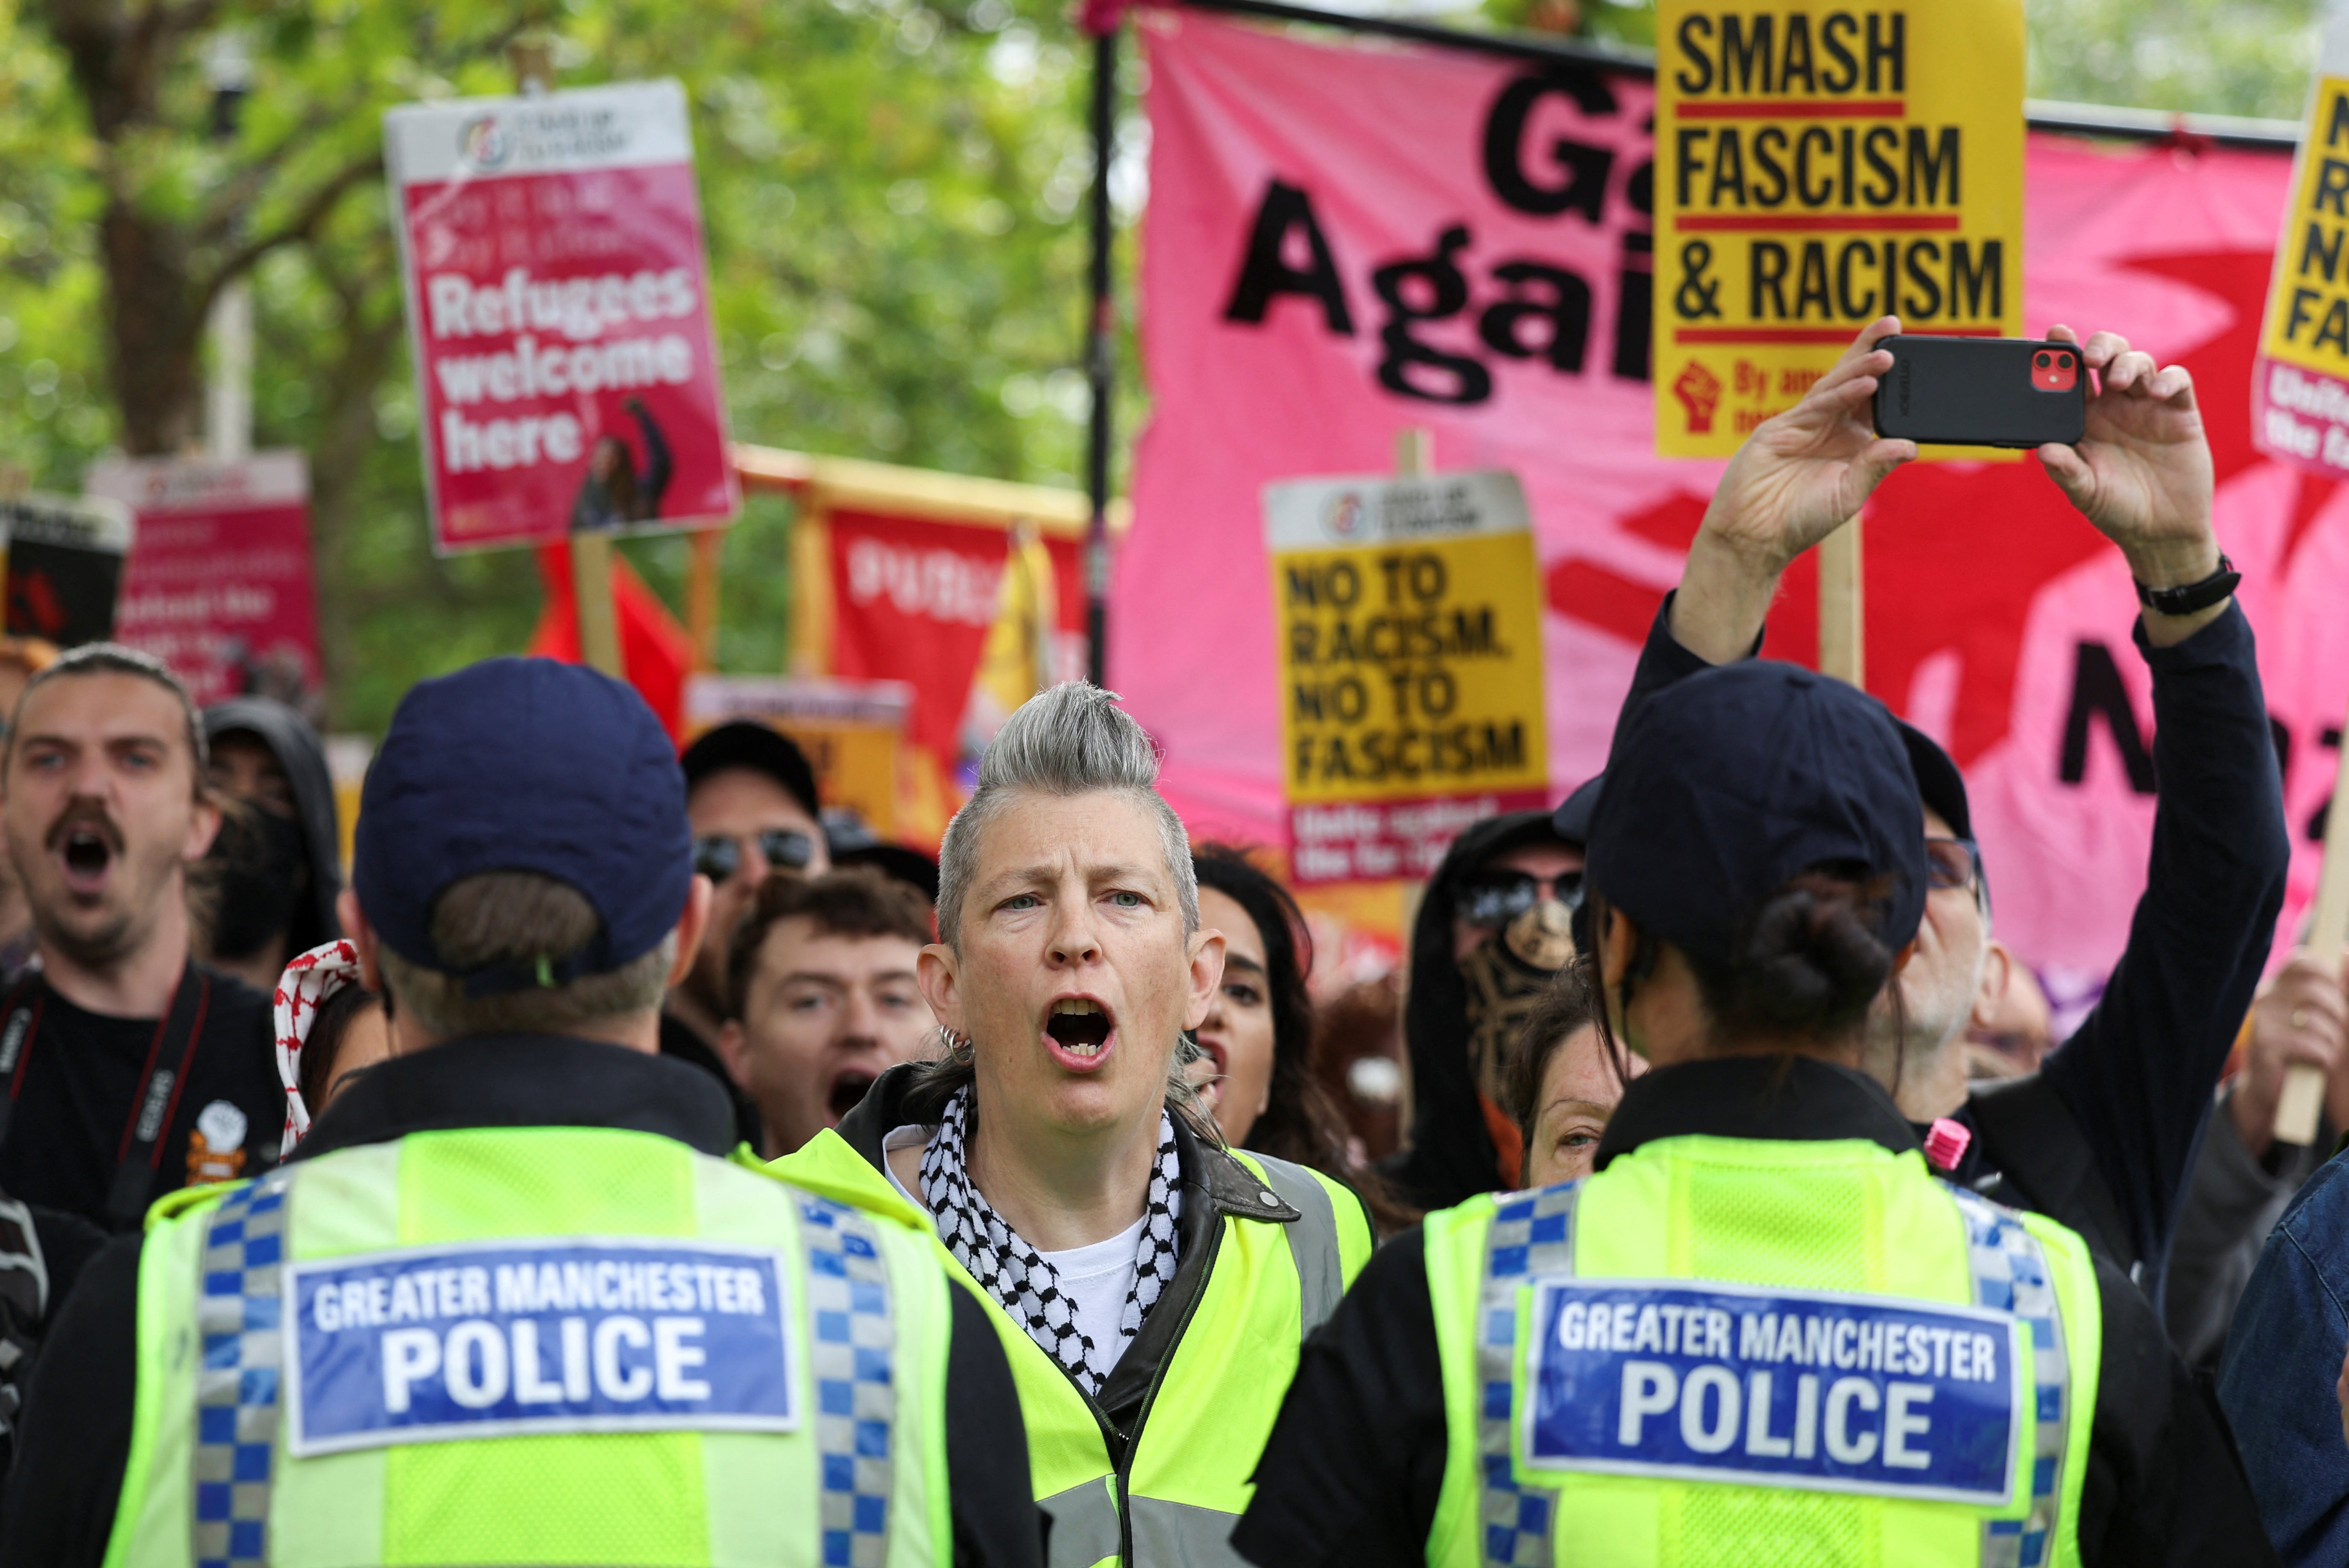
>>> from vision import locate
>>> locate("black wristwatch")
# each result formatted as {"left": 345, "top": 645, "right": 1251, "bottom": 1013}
{"left": 2134, "top": 553, "right": 2239, "bottom": 616}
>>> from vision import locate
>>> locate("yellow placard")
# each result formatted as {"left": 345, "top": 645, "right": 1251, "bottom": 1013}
{"left": 1265, "top": 471, "right": 1548, "bottom": 883}
{"left": 1654, "top": 0, "right": 2026, "bottom": 456}
{"left": 2254, "top": 77, "right": 2349, "bottom": 474}
{"left": 2263, "top": 79, "right": 2349, "bottom": 378}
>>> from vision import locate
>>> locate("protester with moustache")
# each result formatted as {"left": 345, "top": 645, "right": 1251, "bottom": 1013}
{"left": 778, "top": 682, "right": 1374, "bottom": 1568}
{"left": 0, "top": 646, "right": 279, "bottom": 1230}
{"left": 1579, "top": 317, "right": 2287, "bottom": 1290}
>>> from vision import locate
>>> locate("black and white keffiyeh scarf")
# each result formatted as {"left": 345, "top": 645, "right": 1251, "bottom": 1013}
{"left": 920, "top": 1086, "right": 1183, "bottom": 1395}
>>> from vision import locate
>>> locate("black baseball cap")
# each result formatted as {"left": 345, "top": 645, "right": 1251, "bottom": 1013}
{"left": 353, "top": 658, "right": 692, "bottom": 993}
{"left": 1896, "top": 721, "right": 1971, "bottom": 842}
{"left": 1585, "top": 661, "right": 1927, "bottom": 967}
{"left": 680, "top": 722, "right": 820, "bottom": 821}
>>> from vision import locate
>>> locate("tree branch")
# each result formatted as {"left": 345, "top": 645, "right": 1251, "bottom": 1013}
{"left": 193, "top": 150, "right": 382, "bottom": 315}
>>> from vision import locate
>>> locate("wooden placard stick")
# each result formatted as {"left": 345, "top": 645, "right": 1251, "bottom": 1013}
{"left": 1817, "top": 518, "right": 1864, "bottom": 687}
{"left": 2276, "top": 699, "right": 2349, "bottom": 1144}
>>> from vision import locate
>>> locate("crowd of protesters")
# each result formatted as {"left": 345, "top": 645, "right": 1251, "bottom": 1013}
{"left": 0, "top": 317, "right": 2337, "bottom": 1564}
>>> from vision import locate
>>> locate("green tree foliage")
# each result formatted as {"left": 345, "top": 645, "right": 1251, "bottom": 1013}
{"left": 0, "top": 0, "right": 2313, "bottom": 735}
{"left": 0, "top": 0, "right": 1116, "bottom": 730}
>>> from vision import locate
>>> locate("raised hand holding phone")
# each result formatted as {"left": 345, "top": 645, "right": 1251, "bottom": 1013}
{"left": 1673, "top": 317, "right": 1918, "bottom": 664}
{"left": 2033, "top": 326, "right": 2223, "bottom": 604}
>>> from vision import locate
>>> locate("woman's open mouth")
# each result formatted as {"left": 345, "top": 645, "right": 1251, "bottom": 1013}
{"left": 1044, "top": 996, "right": 1116, "bottom": 1072}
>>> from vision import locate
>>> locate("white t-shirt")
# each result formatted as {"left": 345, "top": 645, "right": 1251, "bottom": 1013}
{"left": 884, "top": 1123, "right": 1141, "bottom": 1386}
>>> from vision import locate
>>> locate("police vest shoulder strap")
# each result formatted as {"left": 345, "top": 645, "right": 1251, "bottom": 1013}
{"left": 1473, "top": 1182, "right": 1583, "bottom": 1568}
{"left": 1942, "top": 1183, "right": 2074, "bottom": 1568}
{"left": 1239, "top": 1152, "right": 1349, "bottom": 1337}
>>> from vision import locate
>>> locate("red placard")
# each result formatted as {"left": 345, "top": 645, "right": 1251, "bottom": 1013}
{"left": 87, "top": 453, "right": 321, "bottom": 712}
{"left": 385, "top": 80, "right": 737, "bottom": 553}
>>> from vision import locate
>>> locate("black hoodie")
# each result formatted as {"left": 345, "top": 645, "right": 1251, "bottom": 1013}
{"left": 1377, "top": 808, "right": 1576, "bottom": 1214}
{"left": 201, "top": 696, "right": 343, "bottom": 959}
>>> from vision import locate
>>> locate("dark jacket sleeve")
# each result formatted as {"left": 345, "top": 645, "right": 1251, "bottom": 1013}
{"left": 1232, "top": 1231, "right": 1446, "bottom": 1568}
{"left": 0, "top": 1233, "right": 140, "bottom": 1568}
{"left": 1606, "top": 591, "right": 1756, "bottom": 761}
{"left": 945, "top": 1281, "right": 1046, "bottom": 1568}
{"left": 2217, "top": 1153, "right": 2349, "bottom": 1567}
{"left": 2162, "top": 1086, "right": 2318, "bottom": 1372}
{"left": 2039, "top": 603, "right": 2290, "bottom": 1274}
{"left": 2080, "top": 1251, "right": 2277, "bottom": 1566}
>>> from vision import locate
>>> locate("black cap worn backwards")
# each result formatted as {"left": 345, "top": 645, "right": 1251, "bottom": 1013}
{"left": 1584, "top": 661, "right": 1927, "bottom": 968}
{"left": 680, "top": 721, "right": 821, "bottom": 821}
{"left": 353, "top": 658, "right": 692, "bottom": 996}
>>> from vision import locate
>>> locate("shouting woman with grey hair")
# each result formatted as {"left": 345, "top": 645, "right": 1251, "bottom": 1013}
{"left": 780, "top": 682, "right": 1374, "bottom": 1567}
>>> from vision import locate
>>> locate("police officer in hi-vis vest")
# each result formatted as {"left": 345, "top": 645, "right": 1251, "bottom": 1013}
{"left": 778, "top": 682, "right": 1374, "bottom": 1568}
{"left": 0, "top": 658, "right": 1044, "bottom": 1568}
{"left": 1234, "top": 661, "right": 2273, "bottom": 1568}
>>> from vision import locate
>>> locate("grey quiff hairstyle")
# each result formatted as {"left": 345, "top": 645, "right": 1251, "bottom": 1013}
{"left": 936, "top": 682, "right": 1198, "bottom": 948}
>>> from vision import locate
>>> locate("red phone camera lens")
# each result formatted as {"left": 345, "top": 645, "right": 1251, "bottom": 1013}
{"left": 2035, "top": 352, "right": 2050, "bottom": 368}
{"left": 2056, "top": 353, "right": 2072, "bottom": 368}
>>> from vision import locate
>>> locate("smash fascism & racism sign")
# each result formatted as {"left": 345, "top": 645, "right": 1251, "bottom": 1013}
{"left": 1654, "top": 0, "right": 2024, "bottom": 454}
{"left": 2253, "top": 19, "right": 2349, "bottom": 478}
{"left": 1265, "top": 471, "right": 1548, "bottom": 884}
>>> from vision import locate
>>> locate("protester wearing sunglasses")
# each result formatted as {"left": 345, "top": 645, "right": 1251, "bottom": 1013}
{"left": 659, "top": 722, "right": 833, "bottom": 1147}
{"left": 1378, "top": 810, "right": 1587, "bottom": 1211}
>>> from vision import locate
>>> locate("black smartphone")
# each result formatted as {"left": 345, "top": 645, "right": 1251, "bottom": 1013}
{"left": 1871, "top": 336, "right": 2088, "bottom": 449}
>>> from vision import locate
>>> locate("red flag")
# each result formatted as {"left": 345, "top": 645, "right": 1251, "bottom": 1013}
{"left": 529, "top": 541, "right": 696, "bottom": 742}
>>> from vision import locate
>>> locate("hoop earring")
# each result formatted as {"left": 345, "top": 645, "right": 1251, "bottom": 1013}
{"left": 945, "top": 1029, "right": 975, "bottom": 1065}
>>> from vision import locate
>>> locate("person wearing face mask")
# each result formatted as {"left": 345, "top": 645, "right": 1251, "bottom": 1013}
{"left": 1578, "top": 317, "right": 2287, "bottom": 1293}
{"left": 1380, "top": 812, "right": 1584, "bottom": 1208}
{"left": 199, "top": 697, "right": 343, "bottom": 997}
{"left": 777, "top": 683, "right": 1374, "bottom": 1568}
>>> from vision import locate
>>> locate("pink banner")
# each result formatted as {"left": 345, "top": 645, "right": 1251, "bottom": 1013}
{"left": 1118, "top": 10, "right": 2344, "bottom": 986}
{"left": 88, "top": 453, "right": 322, "bottom": 713}
{"left": 386, "top": 81, "right": 737, "bottom": 552}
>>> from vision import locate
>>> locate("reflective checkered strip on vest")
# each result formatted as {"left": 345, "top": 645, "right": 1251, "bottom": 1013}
{"left": 194, "top": 1172, "right": 293, "bottom": 1568}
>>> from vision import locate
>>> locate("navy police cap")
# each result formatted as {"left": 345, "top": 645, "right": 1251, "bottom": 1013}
{"left": 1584, "top": 661, "right": 1927, "bottom": 967}
{"left": 353, "top": 657, "right": 692, "bottom": 992}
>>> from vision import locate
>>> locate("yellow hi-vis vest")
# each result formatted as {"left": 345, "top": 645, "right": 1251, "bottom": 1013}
{"left": 103, "top": 1125, "right": 958, "bottom": 1568}
{"left": 778, "top": 1128, "right": 1374, "bottom": 1568}
{"left": 1422, "top": 1135, "right": 2101, "bottom": 1568}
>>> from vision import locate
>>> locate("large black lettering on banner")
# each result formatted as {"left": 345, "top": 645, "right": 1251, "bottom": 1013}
{"left": 1218, "top": 63, "right": 1655, "bottom": 406}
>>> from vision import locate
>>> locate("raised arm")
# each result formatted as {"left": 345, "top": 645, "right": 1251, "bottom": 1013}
{"left": 1610, "top": 317, "right": 1916, "bottom": 755}
{"left": 2030, "top": 328, "right": 2289, "bottom": 1268}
